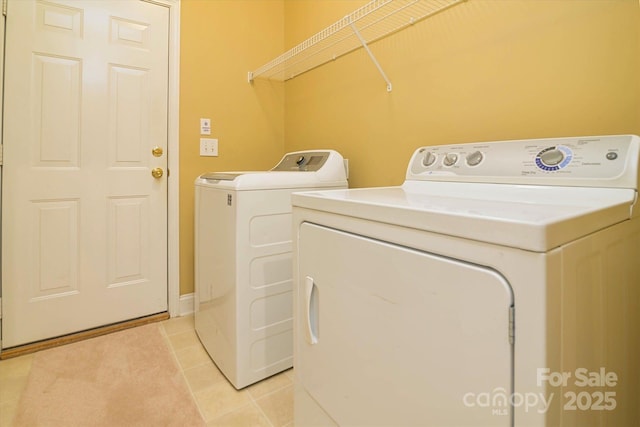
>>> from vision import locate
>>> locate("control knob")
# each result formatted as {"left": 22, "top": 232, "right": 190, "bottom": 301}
{"left": 466, "top": 150, "right": 483, "bottom": 166}
{"left": 538, "top": 148, "right": 564, "bottom": 166}
{"left": 422, "top": 152, "right": 437, "bottom": 167}
{"left": 443, "top": 153, "right": 458, "bottom": 166}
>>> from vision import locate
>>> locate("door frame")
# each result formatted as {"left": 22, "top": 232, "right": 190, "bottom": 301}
{"left": 0, "top": 0, "right": 182, "bottom": 321}
{"left": 159, "top": 0, "right": 181, "bottom": 318}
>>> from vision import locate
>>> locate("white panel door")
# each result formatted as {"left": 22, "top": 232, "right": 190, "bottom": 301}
{"left": 1, "top": 0, "right": 169, "bottom": 348}
{"left": 297, "top": 222, "right": 514, "bottom": 426}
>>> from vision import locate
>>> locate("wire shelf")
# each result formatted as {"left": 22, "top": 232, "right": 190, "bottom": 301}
{"left": 248, "top": 0, "right": 466, "bottom": 87}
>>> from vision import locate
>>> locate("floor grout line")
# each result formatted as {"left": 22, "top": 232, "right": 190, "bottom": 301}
{"left": 250, "top": 399, "right": 277, "bottom": 427}
{"left": 161, "top": 316, "right": 294, "bottom": 426}
{"left": 159, "top": 321, "right": 210, "bottom": 424}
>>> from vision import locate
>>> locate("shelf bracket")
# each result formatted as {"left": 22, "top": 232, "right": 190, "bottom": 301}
{"left": 349, "top": 21, "right": 392, "bottom": 92}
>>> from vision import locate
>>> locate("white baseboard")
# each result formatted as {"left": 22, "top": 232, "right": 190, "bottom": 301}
{"left": 178, "top": 293, "right": 194, "bottom": 317}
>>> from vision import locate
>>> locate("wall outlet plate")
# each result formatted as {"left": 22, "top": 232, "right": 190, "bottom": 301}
{"left": 200, "top": 138, "right": 218, "bottom": 156}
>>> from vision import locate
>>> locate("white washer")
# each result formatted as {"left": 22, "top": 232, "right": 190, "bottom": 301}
{"left": 195, "top": 150, "right": 348, "bottom": 389}
{"left": 292, "top": 135, "right": 640, "bottom": 426}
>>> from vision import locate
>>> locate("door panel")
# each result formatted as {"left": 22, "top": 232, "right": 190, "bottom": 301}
{"left": 108, "top": 197, "right": 149, "bottom": 286}
{"left": 33, "top": 54, "right": 81, "bottom": 167}
{"left": 297, "top": 222, "right": 514, "bottom": 426}
{"left": 31, "top": 200, "right": 79, "bottom": 297}
{"left": 1, "top": 0, "right": 169, "bottom": 348}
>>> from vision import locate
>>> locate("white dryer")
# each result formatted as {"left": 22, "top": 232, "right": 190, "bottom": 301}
{"left": 195, "top": 150, "right": 348, "bottom": 389}
{"left": 292, "top": 135, "right": 640, "bottom": 426}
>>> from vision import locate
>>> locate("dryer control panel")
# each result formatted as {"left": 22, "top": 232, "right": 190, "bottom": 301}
{"left": 407, "top": 134, "right": 640, "bottom": 189}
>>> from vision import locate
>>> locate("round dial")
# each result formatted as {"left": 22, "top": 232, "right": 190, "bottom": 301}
{"left": 466, "top": 150, "right": 483, "bottom": 166}
{"left": 422, "top": 152, "right": 437, "bottom": 167}
{"left": 535, "top": 145, "right": 573, "bottom": 171}
{"left": 443, "top": 153, "right": 458, "bottom": 166}
{"left": 539, "top": 149, "right": 564, "bottom": 166}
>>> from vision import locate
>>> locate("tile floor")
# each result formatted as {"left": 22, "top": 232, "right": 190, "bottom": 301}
{"left": 0, "top": 315, "right": 294, "bottom": 427}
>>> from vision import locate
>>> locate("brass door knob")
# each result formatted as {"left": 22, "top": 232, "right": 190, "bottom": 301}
{"left": 152, "top": 146, "right": 163, "bottom": 157}
{"left": 151, "top": 168, "right": 164, "bottom": 179}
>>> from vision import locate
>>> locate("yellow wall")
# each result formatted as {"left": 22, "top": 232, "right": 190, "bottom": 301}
{"left": 284, "top": 0, "right": 640, "bottom": 188}
{"left": 179, "top": 0, "right": 640, "bottom": 296}
{"left": 179, "top": 0, "right": 284, "bottom": 295}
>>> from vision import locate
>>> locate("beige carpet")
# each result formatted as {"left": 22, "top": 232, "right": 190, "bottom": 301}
{"left": 13, "top": 324, "right": 206, "bottom": 427}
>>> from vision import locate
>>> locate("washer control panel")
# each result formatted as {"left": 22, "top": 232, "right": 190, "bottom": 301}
{"left": 407, "top": 135, "right": 639, "bottom": 188}
{"left": 272, "top": 151, "right": 330, "bottom": 171}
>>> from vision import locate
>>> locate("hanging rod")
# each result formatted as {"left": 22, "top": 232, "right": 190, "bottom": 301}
{"left": 248, "top": 0, "right": 466, "bottom": 91}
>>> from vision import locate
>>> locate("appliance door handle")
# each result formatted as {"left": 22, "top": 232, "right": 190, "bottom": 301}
{"left": 304, "top": 276, "right": 319, "bottom": 345}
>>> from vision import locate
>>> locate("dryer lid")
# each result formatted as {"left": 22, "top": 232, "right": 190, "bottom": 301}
{"left": 292, "top": 182, "right": 636, "bottom": 252}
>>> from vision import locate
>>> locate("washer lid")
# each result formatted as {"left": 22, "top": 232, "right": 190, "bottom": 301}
{"left": 199, "top": 172, "right": 244, "bottom": 181}
{"left": 292, "top": 181, "right": 637, "bottom": 252}
{"left": 195, "top": 170, "right": 347, "bottom": 190}
{"left": 194, "top": 149, "right": 348, "bottom": 190}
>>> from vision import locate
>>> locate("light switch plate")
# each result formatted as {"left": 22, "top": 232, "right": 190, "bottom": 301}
{"left": 200, "top": 138, "right": 218, "bottom": 156}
